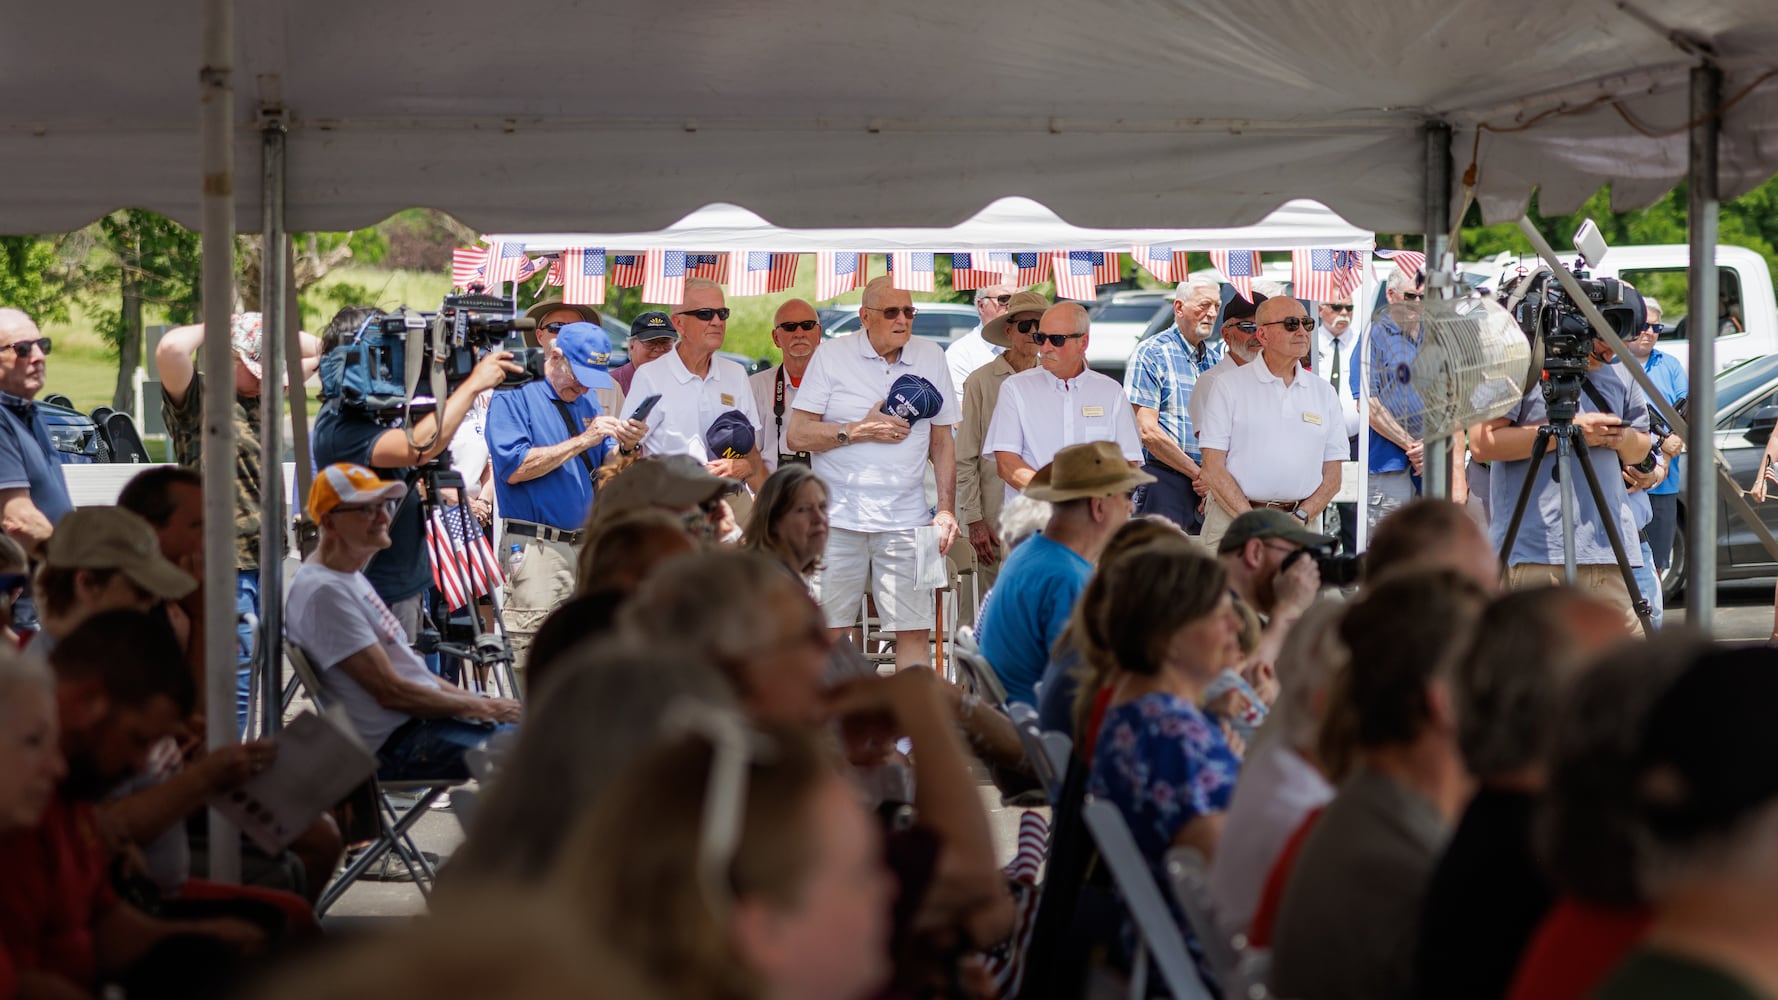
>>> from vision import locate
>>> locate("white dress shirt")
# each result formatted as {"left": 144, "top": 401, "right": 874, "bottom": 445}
{"left": 1313, "top": 324, "right": 1363, "bottom": 438}
{"left": 748, "top": 364, "right": 802, "bottom": 474}
{"left": 1196, "top": 359, "right": 1347, "bottom": 502}
{"left": 793, "top": 333, "right": 961, "bottom": 532}
{"left": 1207, "top": 740, "right": 1334, "bottom": 940}
{"left": 628, "top": 347, "right": 762, "bottom": 462}
{"left": 984, "top": 365, "right": 1142, "bottom": 502}
{"left": 945, "top": 325, "right": 1003, "bottom": 393}
{"left": 1187, "top": 355, "right": 1244, "bottom": 433}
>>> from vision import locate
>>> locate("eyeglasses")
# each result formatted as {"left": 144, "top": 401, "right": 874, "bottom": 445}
{"left": 1262, "top": 317, "right": 1316, "bottom": 332}
{"left": 677, "top": 308, "right": 732, "bottom": 322}
{"left": 541, "top": 321, "right": 569, "bottom": 332}
{"left": 1030, "top": 332, "right": 1086, "bottom": 347}
{"left": 865, "top": 306, "right": 918, "bottom": 320}
{"left": 776, "top": 320, "right": 819, "bottom": 333}
{"left": 1643, "top": 322, "right": 1666, "bottom": 333}
{"left": 1013, "top": 318, "right": 1043, "bottom": 334}
{"left": 1325, "top": 303, "right": 1354, "bottom": 313}
{"left": 2, "top": 337, "right": 51, "bottom": 360}
{"left": 1403, "top": 292, "right": 1425, "bottom": 301}
{"left": 331, "top": 499, "right": 399, "bottom": 518}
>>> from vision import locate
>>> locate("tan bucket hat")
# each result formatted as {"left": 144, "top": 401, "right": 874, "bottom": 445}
{"left": 981, "top": 290, "right": 1052, "bottom": 349}
{"left": 1022, "top": 441, "right": 1155, "bottom": 502}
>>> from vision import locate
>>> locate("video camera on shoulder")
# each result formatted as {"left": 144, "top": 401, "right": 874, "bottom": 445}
{"left": 318, "top": 293, "right": 546, "bottom": 416}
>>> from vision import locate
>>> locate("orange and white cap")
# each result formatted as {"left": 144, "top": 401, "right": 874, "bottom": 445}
{"left": 309, "top": 462, "right": 408, "bottom": 519}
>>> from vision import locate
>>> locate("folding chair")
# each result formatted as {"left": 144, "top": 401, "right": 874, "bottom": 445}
{"left": 952, "top": 626, "right": 1010, "bottom": 711}
{"left": 1166, "top": 847, "right": 1272, "bottom": 999}
{"left": 285, "top": 642, "right": 463, "bottom": 915}
{"left": 1081, "top": 797, "right": 1216, "bottom": 1000}
{"left": 1006, "top": 703, "right": 1071, "bottom": 803}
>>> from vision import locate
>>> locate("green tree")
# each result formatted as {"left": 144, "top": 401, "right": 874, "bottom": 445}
{"left": 82, "top": 211, "right": 203, "bottom": 412}
{"left": 0, "top": 237, "right": 68, "bottom": 324}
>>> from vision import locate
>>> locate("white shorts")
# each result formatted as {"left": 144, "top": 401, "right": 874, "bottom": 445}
{"left": 814, "top": 526, "right": 935, "bottom": 632}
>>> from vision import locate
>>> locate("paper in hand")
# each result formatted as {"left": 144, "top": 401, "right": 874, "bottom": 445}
{"left": 212, "top": 707, "right": 377, "bottom": 854}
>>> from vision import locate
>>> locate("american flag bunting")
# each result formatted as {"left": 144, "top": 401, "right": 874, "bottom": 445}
{"left": 451, "top": 247, "right": 488, "bottom": 289}
{"left": 1209, "top": 250, "right": 1263, "bottom": 302}
{"left": 687, "top": 253, "right": 730, "bottom": 283}
{"left": 561, "top": 247, "right": 606, "bottom": 306}
{"left": 950, "top": 252, "right": 1017, "bottom": 291}
{"left": 1011, "top": 252, "right": 1050, "bottom": 287}
{"left": 1375, "top": 248, "right": 1427, "bottom": 283}
{"left": 1132, "top": 245, "right": 1192, "bottom": 284}
{"left": 641, "top": 250, "right": 688, "bottom": 304}
{"left": 816, "top": 251, "right": 864, "bottom": 301}
{"left": 1291, "top": 249, "right": 1367, "bottom": 302}
{"left": 425, "top": 505, "right": 503, "bottom": 612}
{"left": 729, "top": 251, "right": 798, "bottom": 296}
{"left": 1050, "top": 251, "right": 1120, "bottom": 301}
{"left": 888, "top": 251, "right": 936, "bottom": 292}
{"left": 610, "top": 252, "right": 647, "bottom": 288}
{"left": 481, "top": 241, "right": 532, "bottom": 288}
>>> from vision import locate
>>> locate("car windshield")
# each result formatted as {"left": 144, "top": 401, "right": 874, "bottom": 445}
{"left": 1714, "top": 354, "right": 1778, "bottom": 421}
{"left": 1092, "top": 302, "right": 1165, "bottom": 323}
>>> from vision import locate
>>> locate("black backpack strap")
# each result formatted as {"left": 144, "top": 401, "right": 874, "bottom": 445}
{"left": 550, "top": 398, "right": 597, "bottom": 481}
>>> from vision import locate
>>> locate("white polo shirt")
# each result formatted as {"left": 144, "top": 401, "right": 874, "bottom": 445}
{"left": 1187, "top": 355, "right": 1244, "bottom": 433}
{"left": 793, "top": 332, "right": 960, "bottom": 532}
{"left": 749, "top": 364, "right": 801, "bottom": 474}
{"left": 628, "top": 346, "right": 762, "bottom": 462}
{"left": 1196, "top": 358, "right": 1346, "bottom": 502}
{"left": 984, "top": 365, "right": 1142, "bottom": 502}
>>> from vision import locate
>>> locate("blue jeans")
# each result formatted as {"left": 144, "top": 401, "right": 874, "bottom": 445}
{"left": 376, "top": 718, "right": 517, "bottom": 782}
{"left": 234, "top": 571, "right": 260, "bottom": 733}
{"left": 1633, "top": 539, "right": 1664, "bottom": 630}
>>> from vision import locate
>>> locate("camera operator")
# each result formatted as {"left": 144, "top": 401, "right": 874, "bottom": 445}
{"left": 1470, "top": 329, "right": 1651, "bottom": 632}
{"left": 311, "top": 308, "right": 524, "bottom": 644}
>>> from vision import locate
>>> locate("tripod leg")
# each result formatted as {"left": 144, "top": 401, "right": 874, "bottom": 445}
{"left": 1570, "top": 436, "right": 1656, "bottom": 638}
{"left": 1555, "top": 431, "right": 1580, "bottom": 584}
{"left": 1498, "top": 425, "right": 1556, "bottom": 574}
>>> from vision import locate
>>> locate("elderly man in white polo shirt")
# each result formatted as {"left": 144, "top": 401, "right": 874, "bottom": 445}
{"left": 986, "top": 301, "right": 1141, "bottom": 501}
{"left": 627, "top": 276, "right": 767, "bottom": 489}
{"left": 786, "top": 276, "right": 962, "bottom": 671}
{"left": 1196, "top": 296, "right": 1345, "bottom": 553}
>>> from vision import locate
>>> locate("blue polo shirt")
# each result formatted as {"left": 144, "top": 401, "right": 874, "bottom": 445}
{"left": 487, "top": 380, "right": 608, "bottom": 530}
{"left": 1641, "top": 349, "right": 1688, "bottom": 497}
{"left": 976, "top": 533, "right": 1093, "bottom": 707}
{"left": 1352, "top": 317, "right": 1417, "bottom": 474}
{"left": 0, "top": 393, "right": 73, "bottom": 525}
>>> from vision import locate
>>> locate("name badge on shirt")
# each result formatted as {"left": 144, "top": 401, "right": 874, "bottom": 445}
{"left": 720, "top": 393, "right": 735, "bottom": 407}
{"left": 1302, "top": 411, "right": 1322, "bottom": 425}
{"left": 1082, "top": 405, "right": 1104, "bottom": 417}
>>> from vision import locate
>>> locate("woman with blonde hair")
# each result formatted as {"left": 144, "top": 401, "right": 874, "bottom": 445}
{"left": 741, "top": 464, "right": 830, "bottom": 582}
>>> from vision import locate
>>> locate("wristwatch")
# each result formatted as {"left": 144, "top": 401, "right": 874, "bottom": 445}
{"left": 836, "top": 424, "right": 851, "bottom": 447}
{"left": 1292, "top": 508, "right": 1310, "bottom": 523}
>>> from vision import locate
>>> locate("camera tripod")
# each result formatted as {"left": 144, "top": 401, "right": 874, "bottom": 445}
{"left": 1498, "top": 373, "right": 1655, "bottom": 638}
{"left": 412, "top": 451, "right": 521, "bottom": 699}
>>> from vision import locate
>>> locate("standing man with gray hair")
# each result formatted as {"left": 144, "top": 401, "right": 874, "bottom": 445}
{"left": 787, "top": 276, "right": 962, "bottom": 671}
{"left": 1124, "top": 278, "right": 1224, "bottom": 533}
{"left": 946, "top": 281, "right": 1016, "bottom": 392}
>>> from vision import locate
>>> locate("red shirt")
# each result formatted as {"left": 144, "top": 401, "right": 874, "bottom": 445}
{"left": 1506, "top": 898, "right": 1652, "bottom": 1000}
{"left": 1247, "top": 805, "right": 1325, "bottom": 949}
{"left": 0, "top": 793, "right": 119, "bottom": 989}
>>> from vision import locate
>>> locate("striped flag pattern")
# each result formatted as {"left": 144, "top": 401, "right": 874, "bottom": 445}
{"left": 888, "top": 251, "right": 936, "bottom": 292}
{"left": 641, "top": 250, "right": 688, "bottom": 304}
{"left": 1002, "top": 810, "right": 1050, "bottom": 884}
{"left": 425, "top": 505, "right": 503, "bottom": 611}
{"left": 1011, "top": 252, "right": 1050, "bottom": 287}
{"left": 816, "top": 251, "right": 864, "bottom": 301}
{"left": 513, "top": 255, "right": 549, "bottom": 285}
{"left": 1132, "top": 245, "right": 1192, "bottom": 284}
{"left": 610, "top": 252, "right": 647, "bottom": 288}
{"left": 481, "top": 241, "right": 532, "bottom": 288}
{"left": 1291, "top": 249, "right": 1367, "bottom": 302}
{"left": 1209, "top": 249, "right": 1263, "bottom": 302}
{"left": 451, "top": 247, "right": 488, "bottom": 289}
{"left": 561, "top": 247, "right": 606, "bottom": 306}
{"left": 729, "top": 251, "right": 798, "bottom": 296}
{"left": 950, "top": 252, "right": 1017, "bottom": 291}
{"left": 687, "top": 253, "right": 730, "bottom": 283}
{"left": 1375, "top": 248, "right": 1427, "bottom": 283}
{"left": 1050, "top": 250, "right": 1120, "bottom": 301}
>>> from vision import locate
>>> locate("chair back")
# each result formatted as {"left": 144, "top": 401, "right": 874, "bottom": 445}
{"left": 1081, "top": 797, "right": 1215, "bottom": 999}
{"left": 1007, "top": 703, "right": 1068, "bottom": 802}
{"left": 285, "top": 642, "right": 328, "bottom": 708}
{"left": 952, "top": 627, "right": 1011, "bottom": 710}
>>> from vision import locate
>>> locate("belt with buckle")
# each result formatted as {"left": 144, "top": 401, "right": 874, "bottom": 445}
{"left": 1254, "top": 499, "right": 1302, "bottom": 512}
{"left": 503, "top": 520, "right": 584, "bottom": 545}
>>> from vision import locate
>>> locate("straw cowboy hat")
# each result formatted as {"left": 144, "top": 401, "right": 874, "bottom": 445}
{"left": 1022, "top": 441, "right": 1155, "bottom": 502}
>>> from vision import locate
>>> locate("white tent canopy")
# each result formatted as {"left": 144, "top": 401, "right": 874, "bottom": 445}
{"left": 489, "top": 197, "right": 1373, "bottom": 254}
{"left": 6, "top": 0, "right": 1776, "bottom": 237}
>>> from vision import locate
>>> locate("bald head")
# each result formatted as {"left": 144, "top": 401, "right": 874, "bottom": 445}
{"left": 774, "top": 299, "right": 817, "bottom": 325}
{"left": 861, "top": 275, "right": 897, "bottom": 310}
{"left": 771, "top": 298, "right": 821, "bottom": 368}
{"left": 0, "top": 308, "right": 46, "bottom": 400}
{"left": 1255, "top": 296, "right": 1303, "bottom": 326}
{"left": 1043, "top": 301, "right": 1091, "bottom": 335}
{"left": 0, "top": 308, "right": 34, "bottom": 338}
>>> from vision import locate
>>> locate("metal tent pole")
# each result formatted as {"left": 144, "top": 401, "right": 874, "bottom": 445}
{"left": 1422, "top": 122, "right": 1454, "bottom": 499}
{"left": 258, "top": 115, "right": 288, "bottom": 738}
{"left": 1685, "top": 64, "right": 1721, "bottom": 628}
{"left": 200, "top": 0, "right": 240, "bottom": 884}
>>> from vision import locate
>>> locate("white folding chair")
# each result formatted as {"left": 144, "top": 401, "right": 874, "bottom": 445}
{"left": 1081, "top": 797, "right": 1216, "bottom": 1000}
{"left": 285, "top": 642, "right": 463, "bottom": 914}
{"left": 1007, "top": 703, "right": 1070, "bottom": 803}
{"left": 1166, "top": 847, "right": 1273, "bottom": 999}
{"left": 952, "top": 626, "right": 1010, "bottom": 711}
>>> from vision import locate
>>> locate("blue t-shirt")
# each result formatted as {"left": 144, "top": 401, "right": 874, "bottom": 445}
{"left": 311, "top": 403, "right": 431, "bottom": 604}
{"left": 0, "top": 395, "right": 73, "bottom": 525}
{"left": 1641, "top": 350, "right": 1688, "bottom": 497}
{"left": 487, "top": 380, "right": 608, "bottom": 530}
{"left": 1352, "top": 318, "right": 1417, "bottom": 474}
{"left": 1490, "top": 367, "right": 1649, "bottom": 568}
{"left": 975, "top": 533, "right": 1092, "bottom": 707}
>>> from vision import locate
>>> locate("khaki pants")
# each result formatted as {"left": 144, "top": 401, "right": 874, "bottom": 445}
{"left": 1506, "top": 563, "right": 1641, "bottom": 634}
{"left": 1200, "top": 497, "right": 1238, "bottom": 554}
{"left": 501, "top": 534, "right": 579, "bottom": 686}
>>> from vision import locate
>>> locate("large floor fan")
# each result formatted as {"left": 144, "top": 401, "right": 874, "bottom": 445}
{"left": 1368, "top": 293, "right": 1534, "bottom": 443}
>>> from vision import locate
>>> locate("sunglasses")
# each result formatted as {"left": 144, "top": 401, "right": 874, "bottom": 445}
{"left": 541, "top": 321, "right": 570, "bottom": 332}
{"left": 1225, "top": 320, "right": 1258, "bottom": 334}
{"left": 1030, "top": 332, "right": 1086, "bottom": 347}
{"left": 987, "top": 294, "right": 1013, "bottom": 306}
{"left": 776, "top": 320, "right": 819, "bottom": 333}
{"left": 3, "top": 337, "right": 51, "bottom": 360}
{"left": 1403, "top": 292, "right": 1425, "bottom": 301}
{"left": 677, "top": 308, "right": 732, "bottom": 322}
{"left": 1013, "top": 318, "right": 1043, "bottom": 334}
{"left": 1262, "top": 317, "right": 1316, "bottom": 332}
{"left": 1643, "top": 322, "right": 1666, "bottom": 333}
{"left": 865, "top": 306, "right": 918, "bottom": 320}
{"left": 1325, "top": 303, "right": 1354, "bottom": 313}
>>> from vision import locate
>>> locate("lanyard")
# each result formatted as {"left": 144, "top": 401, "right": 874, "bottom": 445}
{"left": 774, "top": 365, "right": 811, "bottom": 465}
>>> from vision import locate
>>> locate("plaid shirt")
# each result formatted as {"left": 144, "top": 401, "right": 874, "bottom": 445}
{"left": 162, "top": 373, "right": 262, "bottom": 572}
{"left": 1123, "top": 325, "right": 1223, "bottom": 461}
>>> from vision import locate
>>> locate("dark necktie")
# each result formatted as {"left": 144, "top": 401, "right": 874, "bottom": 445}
{"left": 1329, "top": 336, "right": 1342, "bottom": 394}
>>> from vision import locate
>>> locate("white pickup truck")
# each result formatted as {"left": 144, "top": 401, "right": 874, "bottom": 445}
{"left": 1476, "top": 243, "right": 1777, "bottom": 375}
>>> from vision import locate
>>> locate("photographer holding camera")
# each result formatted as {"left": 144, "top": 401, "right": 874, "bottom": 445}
{"left": 1470, "top": 329, "right": 1651, "bottom": 632}
{"left": 311, "top": 307, "right": 525, "bottom": 643}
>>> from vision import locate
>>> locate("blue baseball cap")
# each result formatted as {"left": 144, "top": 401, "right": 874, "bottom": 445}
{"left": 555, "top": 322, "right": 615, "bottom": 390}
{"left": 884, "top": 374, "right": 944, "bottom": 423}
{"left": 706, "top": 410, "right": 756, "bottom": 460}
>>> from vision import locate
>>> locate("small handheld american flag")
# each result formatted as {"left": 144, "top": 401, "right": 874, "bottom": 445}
{"left": 425, "top": 505, "right": 503, "bottom": 612}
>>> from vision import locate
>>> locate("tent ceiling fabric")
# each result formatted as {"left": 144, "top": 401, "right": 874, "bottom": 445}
{"left": 6, "top": 0, "right": 1776, "bottom": 235}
